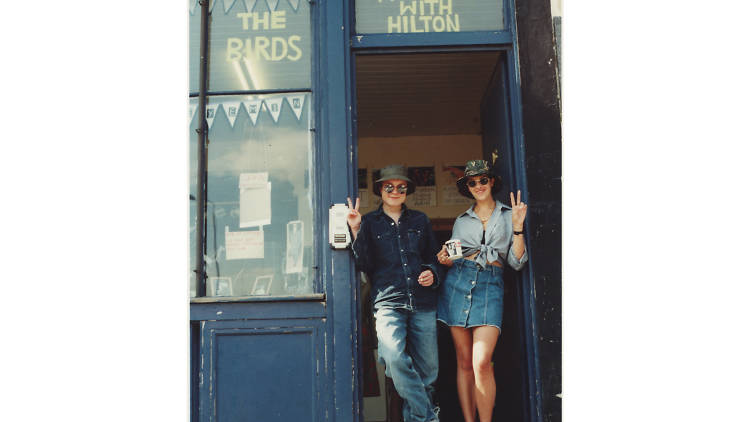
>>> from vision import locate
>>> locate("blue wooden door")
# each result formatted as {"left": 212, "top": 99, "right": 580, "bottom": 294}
{"left": 188, "top": 0, "right": 358, "bottom": 421}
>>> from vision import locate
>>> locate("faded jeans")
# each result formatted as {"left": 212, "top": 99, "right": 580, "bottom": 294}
{"left": 375, "top": 307, "right": 439, "bottom": 422}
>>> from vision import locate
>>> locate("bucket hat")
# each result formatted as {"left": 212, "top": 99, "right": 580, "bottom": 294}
{"left": 372, "top": 164, "right": 415, "bottom": 196}
{"left": 456, "top": 159, "right": 501, "bottom": 199}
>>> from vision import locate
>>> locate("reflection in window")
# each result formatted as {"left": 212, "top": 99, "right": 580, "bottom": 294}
{"left": 188, "top": 0, "right": 312, "bottom": 92}
{"left": 190, "top": 93, "right": 315, "bottom": 297}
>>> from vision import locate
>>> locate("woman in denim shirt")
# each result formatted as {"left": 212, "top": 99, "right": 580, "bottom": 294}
{"left": 436, "top": 160, "right": 528, "bottom": 422}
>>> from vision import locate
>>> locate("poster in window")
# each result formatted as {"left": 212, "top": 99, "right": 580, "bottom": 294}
{"left": 285, "top": 220, "right": 304, "bottom": 274}
{"left": 406, "top": 166, "right": 436, "bottom": 207}
{"left": 208, "top": 276, "right": 233, "bottom": 296}
{"left": 239, "top": 172, "right": 272, "bottom": 228}
{"left": 252, "top": 275, "right": 273, "bottom": 296}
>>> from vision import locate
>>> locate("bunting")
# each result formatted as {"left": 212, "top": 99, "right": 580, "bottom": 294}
{"left": 205, "top": 103, "right": 220, "bottom": 129}
{"left": 265, "top": 0, "right": 280, "bottom": 11}
{"left": 191, "top": 95, "right": 307, "bottom": 128}
{"left": 242, "top": 99, "right": 263, "bottom": 125}
{"left": 264, "top": 96, "right": 284, "bottom": 123}
{"left": 285, "top": 94, "right": 305, "bottom": 120}
{"left": 223, "top": 0, "right": 238, "bottom": 13}
{"left": 243, "top": 0, "right": 258, "bottom": 12}
{"left": 287, "top": 0, "right": 301, "bottom": 12}
{"left": 192, "top": 0, "right": 305, "bottom": 15}
{"left": 223, "top": 101, "right": 243, "bottom": 127}
{"left": 189, "top": 102, "right": 198, "bottom": 123}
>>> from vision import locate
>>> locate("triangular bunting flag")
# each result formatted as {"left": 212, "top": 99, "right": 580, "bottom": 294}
{"left": 265, "top": 96, "right": 284, "bottom": 123}
{"left": 189, "top": 102, "right": 198, "bottom": 123}
{"left": 265, "top": 0, "right": 280, "bottom": 12}
{"left": 243, "top": 0, "right": 258, "bottom": 12}
{"left": 206, "top": 103, "right": 220, "bottom": 129}
{"left": 190, "top": 0, "right": 198, "bottom": 15}
{"left": 287, "top": 0, "right": 300, "bottom": 12}
{"left": 223, "top": 101, "right": 242, "bottom": 128}
{"left": 223, "top": 0, "right": 237, "bottom": 13}
{"left": 285, "top": 95, "right": 305, "bottom": 121}
{"left": 242, "top": 99, "right": 263, "bottom": 125}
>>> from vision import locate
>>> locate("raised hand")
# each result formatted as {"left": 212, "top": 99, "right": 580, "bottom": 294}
{"left": 346, "top": 197, "right": 362, "bottom": 233}
{"left": 510, "top": 190, "right": 527, "bottom": 231}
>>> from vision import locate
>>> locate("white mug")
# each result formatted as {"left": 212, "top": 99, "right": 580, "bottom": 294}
{"left": 444, "top": 239, "right": 463, "bottom": 260}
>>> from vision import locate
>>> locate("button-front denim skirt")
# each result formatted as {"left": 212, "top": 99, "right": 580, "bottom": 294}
{"left": 437, "top": 258, "right": 504, "bottom": 330}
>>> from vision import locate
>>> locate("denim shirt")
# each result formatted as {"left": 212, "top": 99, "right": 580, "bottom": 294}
{"left": 351, "top": 205, "right": 442, "bottom": 311}
{"left": 452, "top": 200, "right": 529, "bottom": 270}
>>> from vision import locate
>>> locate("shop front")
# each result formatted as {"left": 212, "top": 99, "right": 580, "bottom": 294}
{"left": 189, "top": 1, "right": 560, "bottom": 421}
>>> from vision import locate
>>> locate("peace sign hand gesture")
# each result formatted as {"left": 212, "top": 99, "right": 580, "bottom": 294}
{"left": 510, "top": 190, "right": 527, "bottom": 232}
{"left": 346, "top": 197, "right": 362, "bottom": 237}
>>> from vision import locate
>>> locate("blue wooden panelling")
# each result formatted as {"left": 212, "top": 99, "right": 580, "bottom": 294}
{"left": 190, "top": 298, "right": 326, "bottom": 321}
{"left": 321, "top": 0, "right": 361, "bottom": 421}
{"left": 505, "top": 4, "right": 544, "bottom": 418}
{"left": 200, "top": 319, "right": 325, "bottom": 422}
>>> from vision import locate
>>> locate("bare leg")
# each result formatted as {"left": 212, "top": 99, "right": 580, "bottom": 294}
{"left": 473, "top": 326, "right": 500, "bottom": 422}
{"left": 451, "top": 327, "right": 476, "bottom": 422}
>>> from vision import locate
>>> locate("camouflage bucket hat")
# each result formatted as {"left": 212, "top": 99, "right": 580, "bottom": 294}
{"left": 373, "top": 164, "right": 415, "bottom": 196}
{"left": 456, "top": 159, "right": 502, "bottom": 199}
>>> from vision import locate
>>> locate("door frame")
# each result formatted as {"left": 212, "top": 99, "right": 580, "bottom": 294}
{"left": 343, "top": 0, "right": 543, "bottom": 421}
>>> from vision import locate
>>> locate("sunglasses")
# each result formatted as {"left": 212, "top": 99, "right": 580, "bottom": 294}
{"left": 467, "top": 177, "right": 490, "bottom": 188}
{"left": 383, "top": 183, "right": 408, "bottom": 194}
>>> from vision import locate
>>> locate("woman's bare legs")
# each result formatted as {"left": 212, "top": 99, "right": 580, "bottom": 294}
{"left": 472, "top": 326, "right": 500, "bottom": 422}
{"left": 450, "top": 327, "right": 477, "bottom": 422}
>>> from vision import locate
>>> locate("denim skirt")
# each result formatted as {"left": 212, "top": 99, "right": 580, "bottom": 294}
{"left": 437, "top": 258, "right": 504, "bottom": 330}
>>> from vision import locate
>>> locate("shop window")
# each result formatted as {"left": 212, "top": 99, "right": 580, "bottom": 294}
{"left": 189, "top": 0, "right": 311, "bottom": 93}
{"left": 355, "top": 0, "right": 504, "bottom": 34}
{"left": 190, "top": 92, "right": 315, "bottom": 297}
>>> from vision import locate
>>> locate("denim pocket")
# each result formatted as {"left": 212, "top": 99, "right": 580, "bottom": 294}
{"left": 375, "top": 231, "right": 396, "bottom": 257}
{"left": 407, "top": 228, "right": 422, "bottom": 251}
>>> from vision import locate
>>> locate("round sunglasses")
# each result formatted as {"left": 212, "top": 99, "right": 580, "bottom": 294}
{"left": 467, "top": 177, "right": 490, "bottom": 188}
{"left": 383, "top": 183, "right": 408, "bottom": 194}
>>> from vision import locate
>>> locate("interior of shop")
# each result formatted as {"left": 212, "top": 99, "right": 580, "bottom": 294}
{"left": 356, "top": 50, "right": 525, "bottom": 422}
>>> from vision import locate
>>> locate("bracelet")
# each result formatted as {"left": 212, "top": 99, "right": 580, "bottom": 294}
{"left": 513, "top": 230, "right": 524, "bottom": 235}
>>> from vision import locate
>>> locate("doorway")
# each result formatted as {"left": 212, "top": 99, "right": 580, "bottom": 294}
{"left": 354, "top": 50, "right": 529, "bottom": 422}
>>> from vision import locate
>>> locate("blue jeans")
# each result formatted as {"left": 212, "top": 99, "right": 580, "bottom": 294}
{"left": 375, "top": 307, "right": 439, "bottom": 422}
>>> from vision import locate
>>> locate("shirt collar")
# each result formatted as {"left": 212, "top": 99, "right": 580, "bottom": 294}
{"left": 374, "top": 203, "right": 411, "bottom": 220}
{"left": 459, "top": 200, "right": 511, "bottom": 218}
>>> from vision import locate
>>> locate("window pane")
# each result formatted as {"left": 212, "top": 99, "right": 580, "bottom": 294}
{"left": 207, "top": 0, "right": 312, "bottom": 91}
{"left": 189, "top": 6, "right": 200, "bottom": 93}
{"left": 193, "top": 92, "right": 315, "bottom": 297}
{"left": 355, "top": 0, "right": 504, "bottom": 34}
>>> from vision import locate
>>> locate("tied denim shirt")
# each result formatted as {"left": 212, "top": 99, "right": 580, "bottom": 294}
{"left": 452, "top": 200, "right": 529, "bottom": 270}
{"left": 351, "top": 205, "right": 443, "bottom": 311}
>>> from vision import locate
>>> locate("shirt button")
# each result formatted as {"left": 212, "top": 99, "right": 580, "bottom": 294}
{"left": 403, "top": 263, "right": 407, "bottom": 266}
{"left": 467, "top": 295, "right": 471, "bottom": 299}
{"left": 464, "top": 310, "right": 469, "bottom": 313}
{"left": 401, "top": 249, "right": 404, "bottom": 252}
{"left": 471, "top": 281, "right": 476, "bottom": 285}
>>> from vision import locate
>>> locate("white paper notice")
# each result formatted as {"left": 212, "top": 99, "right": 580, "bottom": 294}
{"left": 225, "top": 227, "right": 264, "bottom": 260}
{"left": 358, "top": 189, "right": 370, "bottom": 208}
{"left": 285, "top": 220, "right": 304, "bottom": 274}
{"left": 406, "top": 186, "right": 437, "bottom": 207}
{"left": 239, "top": 172, "right": 271, "bottom": 228}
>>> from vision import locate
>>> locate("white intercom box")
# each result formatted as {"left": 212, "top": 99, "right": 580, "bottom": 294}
{"left": 329, "top": 203, "right": 352, "bottom": 249}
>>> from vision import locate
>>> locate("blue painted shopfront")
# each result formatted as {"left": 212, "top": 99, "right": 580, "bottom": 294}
{"left": 189, "top": 1, "right": 545, "bottom": 421}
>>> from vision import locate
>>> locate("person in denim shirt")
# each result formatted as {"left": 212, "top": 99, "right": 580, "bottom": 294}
{"left": 436, "top": 160, "right": 528, "bottom": 422}
{"left": 346, "top": 164, "right": 442, "bottom": 422}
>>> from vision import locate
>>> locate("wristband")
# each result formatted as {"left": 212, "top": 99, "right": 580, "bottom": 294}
{"left": 513, "top": 230, "right": 524, "bottom": 235}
